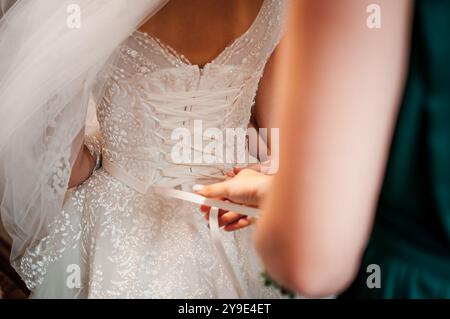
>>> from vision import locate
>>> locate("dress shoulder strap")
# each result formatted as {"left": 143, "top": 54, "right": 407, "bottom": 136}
{"left": 216, "top": 0, "right": 287, "bottom": 73}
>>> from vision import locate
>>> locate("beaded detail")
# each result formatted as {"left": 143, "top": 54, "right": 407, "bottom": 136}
{"left": 20, "top": 0, "right": 287, "bottom": 298}
{"left": 99, "top": 0, "right": 286, "bottom": 189}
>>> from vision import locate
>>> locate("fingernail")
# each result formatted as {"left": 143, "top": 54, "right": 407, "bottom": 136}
{"left": 193, "top": 184, "right": 205, "bottom": 192}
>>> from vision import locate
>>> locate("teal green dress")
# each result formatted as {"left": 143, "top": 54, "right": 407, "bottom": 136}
{"left": 341, "top": 0, "right": 450, "bottom": 298}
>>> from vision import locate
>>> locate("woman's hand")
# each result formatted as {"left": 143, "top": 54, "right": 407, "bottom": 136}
{"left": 195, "top": 168, "right": 273, "bottom": 231}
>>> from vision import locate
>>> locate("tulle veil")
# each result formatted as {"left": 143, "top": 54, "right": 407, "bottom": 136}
{"left": 0, "top": 0, "right": 168, "bottom": 285}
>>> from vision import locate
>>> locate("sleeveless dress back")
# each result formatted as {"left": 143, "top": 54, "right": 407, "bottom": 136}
{"left": 22, "top": 0, "right": 286, "bottom": 298}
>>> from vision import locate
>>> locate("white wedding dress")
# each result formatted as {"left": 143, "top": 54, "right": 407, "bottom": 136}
{"left": 22, "top": 0, "right": 285, "bottom": 299}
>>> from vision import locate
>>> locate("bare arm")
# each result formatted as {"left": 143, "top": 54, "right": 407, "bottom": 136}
{"left": 252, "top": 48, "right": 282, "bottom": 151}
{"left": 68, "top": 145, "right": 96, "bottom": 189}
{"left": 255, "top": 0, "right": 413, "bottom": 297}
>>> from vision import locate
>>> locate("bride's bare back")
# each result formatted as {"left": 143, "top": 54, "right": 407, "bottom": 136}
{"left": 139, "top": 0, "right": 264, "bottom": 68}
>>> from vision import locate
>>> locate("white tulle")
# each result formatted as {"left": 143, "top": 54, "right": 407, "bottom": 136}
{"left": 0, "top": 0, "right": 168, "bottom": 271}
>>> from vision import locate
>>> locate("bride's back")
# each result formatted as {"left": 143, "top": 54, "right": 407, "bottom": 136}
{"left": 139, "top": 0, "right": 264, "bottom": 68}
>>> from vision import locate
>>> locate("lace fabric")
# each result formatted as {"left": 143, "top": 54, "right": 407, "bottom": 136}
{"left": 100, "top": 0, "right": 285, "bottom": 191}
{"left": 0, "top": 0, "right": 170, "bottom": 285}
{"left": 20, "top": 0, "right": 287, "bottom": 298}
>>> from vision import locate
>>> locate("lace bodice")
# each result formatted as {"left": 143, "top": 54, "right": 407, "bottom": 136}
{"left": 97, "top": 0, "right": 285, "bottom": 192}
{"left": 16, "top": 1, "right": 287, "bottom": 294}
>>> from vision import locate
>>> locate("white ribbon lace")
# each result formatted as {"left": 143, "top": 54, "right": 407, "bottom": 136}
{"left": 103, "top": 86, "right": 258, "bottom": 298}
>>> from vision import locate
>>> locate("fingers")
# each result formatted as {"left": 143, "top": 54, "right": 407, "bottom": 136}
{"left": 218, "top": 211, "right": 245, "bottom": 227}
{"left": 200, "top": 204, "right": 210, "bottom": 213}
{"left": 195, "top": 181, "right": 230, "bottom": 198}
{"left": 201, "top": 206, "right": 228, "bottom": 221}
{"left": 224, "top": 217, "right": 253, "bottom": 232}
{"left": 200, "top": 205, "right": 252, "bottom": 230}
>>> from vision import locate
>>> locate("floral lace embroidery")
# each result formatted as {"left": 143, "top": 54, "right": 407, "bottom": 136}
{"left": 19, "top": 0, "right": 287, "bottom": 297}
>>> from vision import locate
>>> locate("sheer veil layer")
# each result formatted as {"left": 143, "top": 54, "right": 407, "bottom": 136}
{"left": 0, "top": 0, "right": 168, "bottom": 283}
